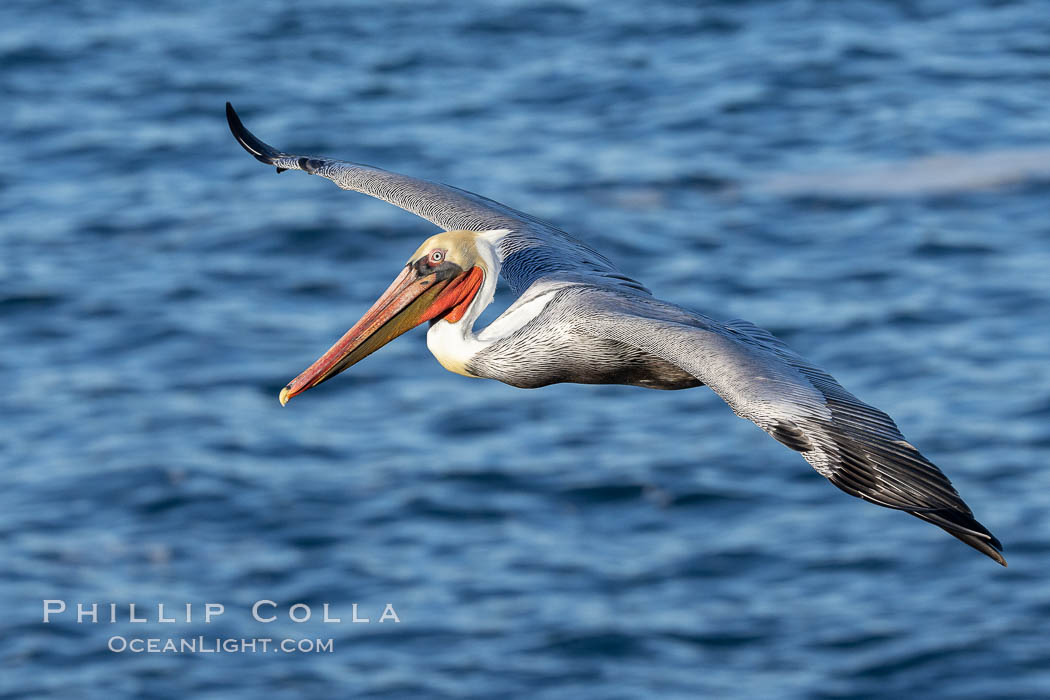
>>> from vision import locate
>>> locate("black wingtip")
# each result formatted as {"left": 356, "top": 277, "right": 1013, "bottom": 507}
{"left": 909, "top": 509, "right": 1007, "bottom": 567}
{"left": 225, "top": 101, "right": 285, "bottom": 166}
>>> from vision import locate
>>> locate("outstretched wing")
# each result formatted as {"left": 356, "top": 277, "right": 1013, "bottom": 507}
{"left": 226, "top": 103, "right": 647, "bottom": 296}
{"left": 580, "top": 291, "right": 1005, "bottom": 565}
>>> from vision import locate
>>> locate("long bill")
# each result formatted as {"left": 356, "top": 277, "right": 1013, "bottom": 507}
{"left": 278, "top": 263, "right": 484, "bottom": 405}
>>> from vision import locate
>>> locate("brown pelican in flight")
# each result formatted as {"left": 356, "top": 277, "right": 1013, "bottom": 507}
{"left": 226, "top": 103, "right": 1005, "bottom": 566}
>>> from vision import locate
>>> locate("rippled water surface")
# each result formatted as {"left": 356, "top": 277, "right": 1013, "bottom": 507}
{"left": 3, "top": 1, "right": 1049, "bottom": 698}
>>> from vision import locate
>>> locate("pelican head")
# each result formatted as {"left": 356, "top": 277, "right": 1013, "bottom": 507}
{"left": 278, "top": 230, "right": 496, "bottom": 405}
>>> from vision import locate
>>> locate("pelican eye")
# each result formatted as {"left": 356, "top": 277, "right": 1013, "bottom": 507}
{"left": 429, "top": 250, "right": 445, "bottom": 264}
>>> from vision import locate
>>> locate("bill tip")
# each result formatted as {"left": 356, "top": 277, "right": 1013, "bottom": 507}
{"left": 278, "top": 386, "right": 291, "bottom": 406}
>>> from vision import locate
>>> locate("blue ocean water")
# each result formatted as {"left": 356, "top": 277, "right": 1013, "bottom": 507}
{"left": 2, "top": 1, "right": 1049, "bottom": 697}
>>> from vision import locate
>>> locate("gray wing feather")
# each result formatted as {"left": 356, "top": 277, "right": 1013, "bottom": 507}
{"left": 580, "top": 292, "right": 1004, "bottom": 564}
{"left": 226, "top": 103, "right": 647, "bottom": 295}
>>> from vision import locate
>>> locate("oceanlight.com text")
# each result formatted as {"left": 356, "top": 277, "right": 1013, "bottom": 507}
{"left": 107, "top": 636, "right": 334, "bottom": 654}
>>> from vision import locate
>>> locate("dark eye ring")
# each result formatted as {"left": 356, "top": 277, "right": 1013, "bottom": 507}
{"left": 430, "top": 250, "right": 444, "bottom": 263}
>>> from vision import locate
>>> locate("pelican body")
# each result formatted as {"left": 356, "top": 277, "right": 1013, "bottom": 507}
{"left": 227, "top": 103, "right": 1005, "bottom": 566}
